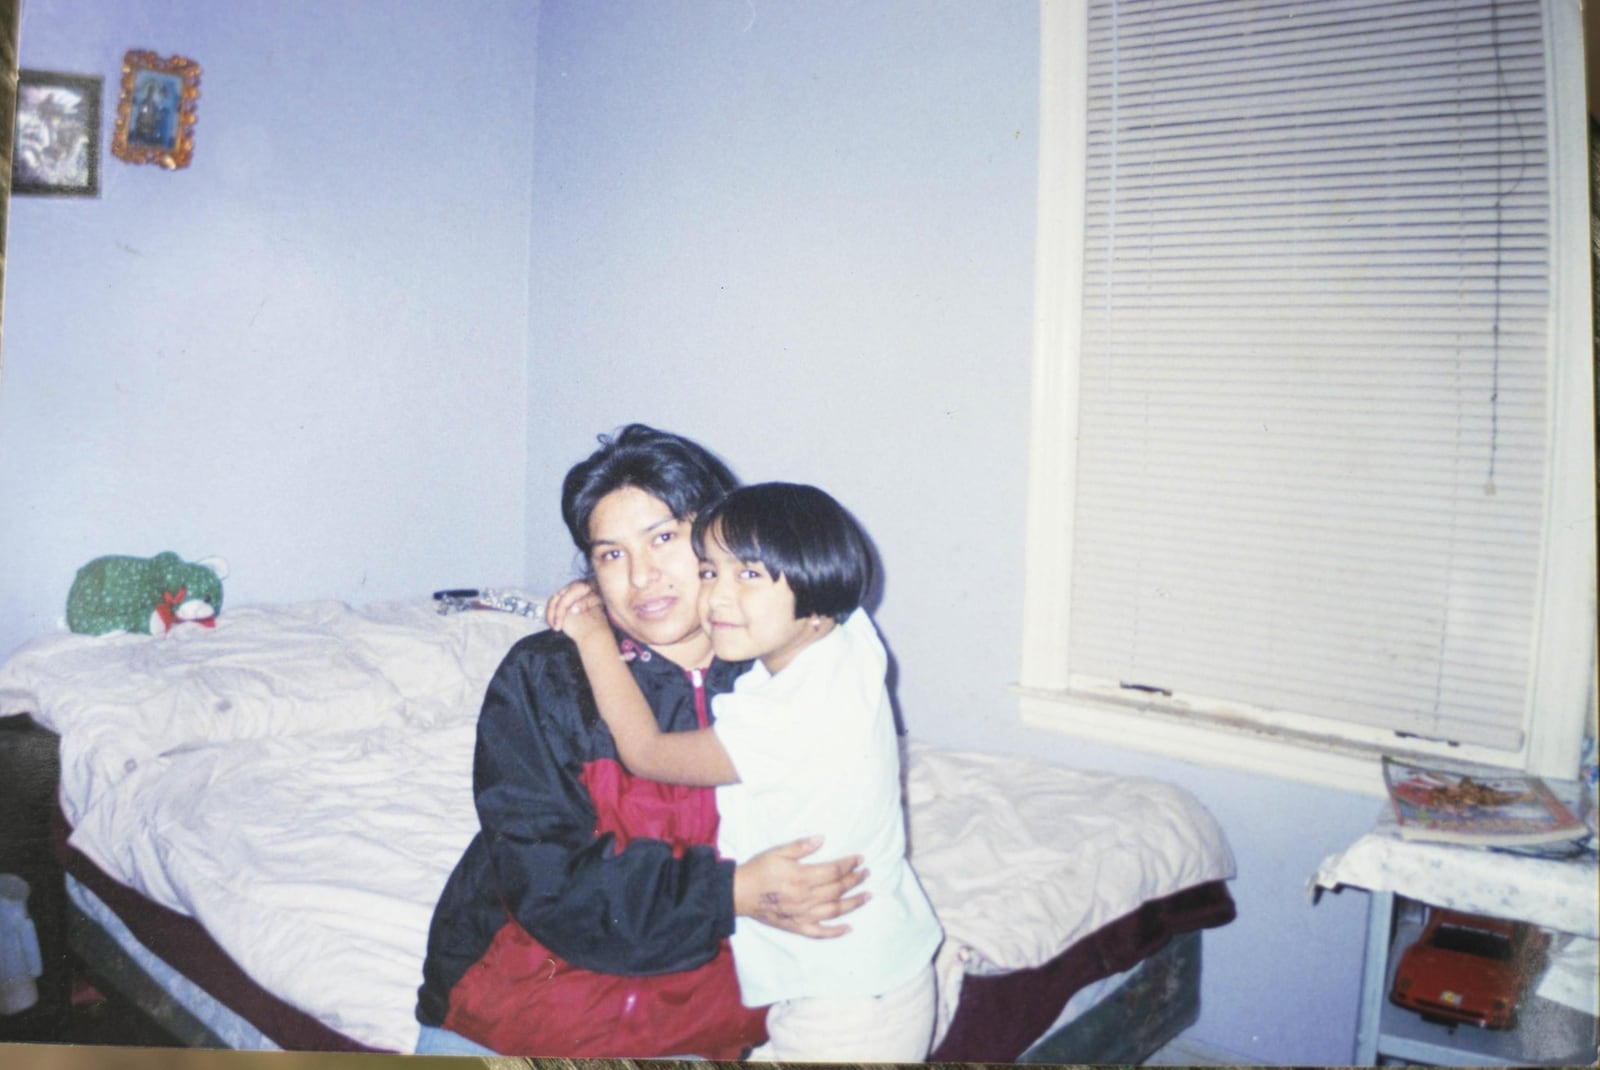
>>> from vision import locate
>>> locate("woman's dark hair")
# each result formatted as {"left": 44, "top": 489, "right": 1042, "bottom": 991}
{"left": 692, "top": 482, "right": 873, "bottom": 623}
{"left": 561, "top": 424, "right": 739, "bottom": 560}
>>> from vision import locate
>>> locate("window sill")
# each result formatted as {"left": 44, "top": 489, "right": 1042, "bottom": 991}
{"left": 1015, "top": 686, "right": 1407, "bottom": 798}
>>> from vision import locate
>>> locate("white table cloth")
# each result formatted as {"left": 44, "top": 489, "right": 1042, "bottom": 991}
{"left": 1313, "top": 808, "right": 1598, "bottom": 1016}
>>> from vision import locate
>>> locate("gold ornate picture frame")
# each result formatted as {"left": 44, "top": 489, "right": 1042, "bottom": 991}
{"left": 111, "top": 50, "right": 200, "bottom": 170}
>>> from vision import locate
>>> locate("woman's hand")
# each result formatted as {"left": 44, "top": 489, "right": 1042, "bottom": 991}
{"left": 545, "top": 580, "right": 609, "bottom": 644}
{"left": 733, "top": 836, "right": 868, "bottom": 938}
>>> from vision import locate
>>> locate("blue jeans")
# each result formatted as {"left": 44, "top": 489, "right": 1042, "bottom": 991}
{"left": 415, "top": 1023, "right": 706, "bottom": 1059}
{"left": 415, "top": 1023, "right": 500, "bottom": 1056}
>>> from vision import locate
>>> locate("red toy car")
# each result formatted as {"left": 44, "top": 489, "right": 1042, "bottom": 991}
{"left": 1391, "top": 907, "right": 1549, "bottom": 1029}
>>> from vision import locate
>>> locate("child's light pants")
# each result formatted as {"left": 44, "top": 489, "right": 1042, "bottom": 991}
{"left": 748, "top": 961, "right": 936, "bottom": 1062}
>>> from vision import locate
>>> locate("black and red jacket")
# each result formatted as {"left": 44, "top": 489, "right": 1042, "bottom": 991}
{"left": 414, "top": 628, "right": 764, "bottom": 1056}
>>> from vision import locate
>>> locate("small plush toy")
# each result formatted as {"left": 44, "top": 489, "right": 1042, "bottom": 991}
{"left": 66, "top": 552, "right": 228, "bottom": 636}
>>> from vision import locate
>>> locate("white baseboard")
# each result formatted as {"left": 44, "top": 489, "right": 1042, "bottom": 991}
{"left": 1147, "top": 1035, "right": 1259, "bottom": 1066}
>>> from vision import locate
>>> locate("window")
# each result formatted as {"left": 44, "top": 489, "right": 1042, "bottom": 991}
{"left": 1017, "top": 0, "right": 1594, "bottom": 796}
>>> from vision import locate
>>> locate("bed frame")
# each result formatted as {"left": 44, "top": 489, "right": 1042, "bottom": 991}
{"left": 62, "top": 864, "right": 1219, "bottom": 1062}
{"left": 935, "top": 883, "right": 1230, "bottom": 1062}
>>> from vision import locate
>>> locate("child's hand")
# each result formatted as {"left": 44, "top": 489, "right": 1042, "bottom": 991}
{"left": 546, "top": 581, "right": 611, "bottom": 645}
{"left": 545, "top": 580, "right": 595, "bottom": 630}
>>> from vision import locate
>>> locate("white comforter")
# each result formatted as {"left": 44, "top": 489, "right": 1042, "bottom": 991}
{"left": 0, "top": 600, "right": 1234, "bottom": 1053}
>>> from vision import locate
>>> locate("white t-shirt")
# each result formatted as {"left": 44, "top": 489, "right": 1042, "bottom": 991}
{"left": 713, "top": 609, "right": 943, "bottom": 1006}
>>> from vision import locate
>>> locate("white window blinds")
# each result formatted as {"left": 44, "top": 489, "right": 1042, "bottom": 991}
{"left": 1065, "top": 0, "right": 1553, "bottom": 752}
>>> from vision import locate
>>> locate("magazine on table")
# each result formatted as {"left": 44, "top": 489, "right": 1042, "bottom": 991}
{"left": 1381, "top": 756, "right": 1588, "bottom": 847}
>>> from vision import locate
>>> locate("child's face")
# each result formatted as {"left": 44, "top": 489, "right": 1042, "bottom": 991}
{"left": 697, "top": 523, "right": 830, "bottom": 674}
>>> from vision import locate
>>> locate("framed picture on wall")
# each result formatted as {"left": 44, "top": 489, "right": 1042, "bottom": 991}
{"left": 11, "top": 69, "right": 102, "bottom": 196}
{"left": 110, "top": 49, "right": 201, "bottom": 170}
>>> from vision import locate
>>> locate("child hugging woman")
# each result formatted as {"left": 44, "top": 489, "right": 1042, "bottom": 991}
{"left": 550, "top": 481, "right": 942, "bottom": 1062}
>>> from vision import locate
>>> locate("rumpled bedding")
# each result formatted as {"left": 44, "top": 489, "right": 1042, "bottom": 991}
{"left": 0, "top": 600, "right": 1234, "bottom": 1053}
{"left": 0, "top": 600, "right": 535, "bottom": 828}
{"left": 904, "top": 740, "right": 1235, "bottom": 1047}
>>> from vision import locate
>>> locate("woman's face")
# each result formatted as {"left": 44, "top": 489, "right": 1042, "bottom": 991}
{"left": 586, "top": 485, "right": 712, "bottom": 668}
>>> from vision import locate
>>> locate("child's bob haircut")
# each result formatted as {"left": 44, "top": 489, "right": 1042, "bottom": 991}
{"left": 692, "top": 482, "right": 873, "bottom": 623}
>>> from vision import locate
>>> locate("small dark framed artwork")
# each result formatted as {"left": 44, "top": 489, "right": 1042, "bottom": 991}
{"left": 11, "top": 69, "right": 102, "bottom": 196}
{"left": 111, "top": 50, "right": 201, "bottom": 170}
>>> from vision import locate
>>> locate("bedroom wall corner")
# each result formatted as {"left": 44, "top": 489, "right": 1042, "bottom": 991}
{"left": 0, "top": 0, "right": 540, "bottom": 659}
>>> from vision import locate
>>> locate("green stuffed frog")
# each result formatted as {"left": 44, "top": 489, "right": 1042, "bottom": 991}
{"left": 66, "top": 552, "right": 228, "bottom": 636}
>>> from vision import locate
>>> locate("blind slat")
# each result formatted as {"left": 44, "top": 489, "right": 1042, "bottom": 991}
{"left": 1068, "top": 0, "right": 1549, "bottom": 751}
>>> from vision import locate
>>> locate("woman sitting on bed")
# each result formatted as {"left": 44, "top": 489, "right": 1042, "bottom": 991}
{"left": 413, "top": 424, "right": 867, "bottom": 1058}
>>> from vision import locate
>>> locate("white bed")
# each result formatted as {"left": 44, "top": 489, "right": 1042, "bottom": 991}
{"left": 0, "top": 598, "right": 1236, "bottom": 1059}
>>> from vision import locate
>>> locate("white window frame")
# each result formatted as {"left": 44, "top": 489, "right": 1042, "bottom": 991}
{"left": 1015, "top": 0, "right": 1596, "bottom": 798}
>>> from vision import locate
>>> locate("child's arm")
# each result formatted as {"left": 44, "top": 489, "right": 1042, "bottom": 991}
{"left": 555, "top": 594, "right": 738, "bottom": 787}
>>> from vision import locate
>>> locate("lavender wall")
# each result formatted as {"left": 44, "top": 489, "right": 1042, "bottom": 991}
{"left": 0, "top": 0, "right": 538, "bottom": 653}
{"left": 521, "top": 2, "right": 1378, "bottom": 1064}
{"left": 0, "top": 1, "right": 1383, "bottom": 1063}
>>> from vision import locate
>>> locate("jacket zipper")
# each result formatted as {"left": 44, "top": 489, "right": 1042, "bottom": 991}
{"left": 690, "top": 667, "right": 708, "bottom": 729}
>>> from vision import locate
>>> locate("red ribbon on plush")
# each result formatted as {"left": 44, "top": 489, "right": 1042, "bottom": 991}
{"left": 156, "top": 586, "right": 217, "bottom": 631}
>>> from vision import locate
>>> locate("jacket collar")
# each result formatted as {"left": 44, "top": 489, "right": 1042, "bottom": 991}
{"left": 616, "top": 632, "right": 748, "bottom": 690}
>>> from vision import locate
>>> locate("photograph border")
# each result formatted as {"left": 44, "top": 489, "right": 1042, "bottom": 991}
{"left": 11, "top": 68, "right": 102, "bottom": 197}
{"left": 110, "top": 49, "right": 200, "bottom": 171}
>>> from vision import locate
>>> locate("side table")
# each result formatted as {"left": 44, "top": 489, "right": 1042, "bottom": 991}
{"left": 1314, "top": 820, "right": 1598, "bottom": 1066}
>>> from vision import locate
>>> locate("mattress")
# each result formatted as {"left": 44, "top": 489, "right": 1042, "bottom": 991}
{"left": 65, "top": 873, "right": 270, "bottom": 1050}
{"left": 61, "top": 850, "right": 1231, "bottom": 1061}
{"left": 934, "top": 882, "right": 1234, "bottom": 1061}
{"left": 2, "top": 598, "right": 1237, "bottom": 1057}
